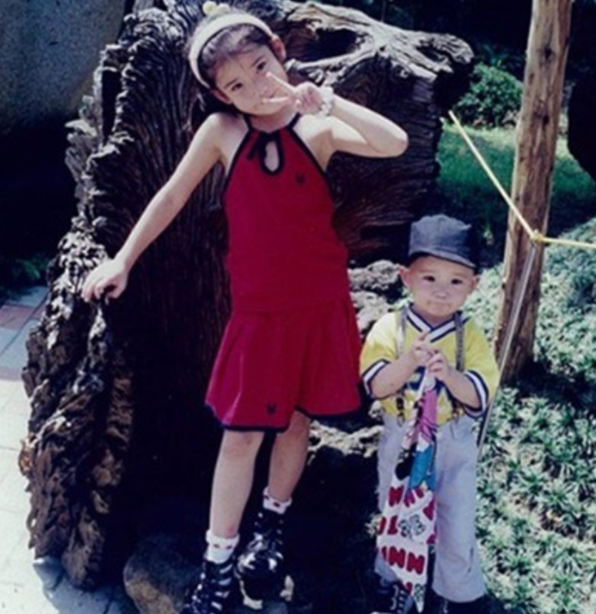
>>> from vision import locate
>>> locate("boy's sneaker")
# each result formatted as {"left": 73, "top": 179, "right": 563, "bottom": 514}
{"left": 371, "top": 577, "right": 412, "bottom": 614}
{"left": 422, "top": 589, "right": 442, "bottom": 614}
{"left": 180, "top": 558, "right": 234, "bottom": 614}
{"left": 236, "top": 509, "right": 290, "bottom": 607}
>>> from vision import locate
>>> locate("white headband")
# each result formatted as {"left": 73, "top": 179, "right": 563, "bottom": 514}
{"left": 189, "top": 14, "right": 274, "bottom": 88}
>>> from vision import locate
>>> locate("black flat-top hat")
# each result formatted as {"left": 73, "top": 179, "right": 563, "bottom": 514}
{"left": 408, "top": 214, "right": 479, "bottom": 270}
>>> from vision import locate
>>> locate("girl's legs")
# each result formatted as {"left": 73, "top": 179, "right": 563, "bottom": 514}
{"left": 236, "top": 411, "right": 311, "bottom": 602}
{"left": 205, "top": 410, "right": 310, "bottom": 555}
{"left": 209, "top": 429, "right": 266, "bottom": 538}
{"left": 182, "top": 431, "right": 266, "bottom": 614}
{"left": 268, "top": 410, "right": 311, "bottom": 501}
{"left": 185, "top": 412, "right": 311, "bottom": 613}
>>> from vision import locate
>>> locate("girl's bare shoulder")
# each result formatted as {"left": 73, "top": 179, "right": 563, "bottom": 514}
{"left": 204, "top": 111, "right": 244, "bottom": 129}
{"left": 200, "top": 112, "right": 247, "bottom": 164}
{"left": 196, "top": 112, "right": 245, "bottom": 141}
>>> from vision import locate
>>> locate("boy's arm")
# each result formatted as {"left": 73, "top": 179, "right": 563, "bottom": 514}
{"left": 428, "top": 320, "right": 499, "bottom": 415}
{"left": 361, "top": 316, "right": 429, "bottom": 400}
{"left": 427, "top": 352, "right": 483, "bottom": 410}
{"left": 367, "top": 352, "right": 418, "bottom": 399}
{"left": 82, "top": 114, "right": 225, "bottom": 301}
{"left": 460, "top": 321, "right": 499, "bottom": 415}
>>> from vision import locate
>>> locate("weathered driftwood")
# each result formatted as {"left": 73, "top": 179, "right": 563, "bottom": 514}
{"left": 20, "top": 0, "right": 473, "bottom": 593}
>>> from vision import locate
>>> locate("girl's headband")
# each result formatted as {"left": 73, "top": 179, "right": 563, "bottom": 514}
{"left": 189, "top": 13, "right": 274, "bottom": 87}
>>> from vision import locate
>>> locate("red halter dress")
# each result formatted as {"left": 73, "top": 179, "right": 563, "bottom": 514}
{"left": 205, "top": 115, "right": 361, "bottom": 430}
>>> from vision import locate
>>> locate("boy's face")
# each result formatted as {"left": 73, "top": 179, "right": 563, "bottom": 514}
{"left": 212, "top": 39, "right": 288, "bottom": 116}
{"left": 400, "top": 255, "right": 479, "bottom": 326}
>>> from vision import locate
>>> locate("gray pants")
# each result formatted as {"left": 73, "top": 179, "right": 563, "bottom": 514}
{"left": 376, "top": 412, "right": 485, "bottom": 603}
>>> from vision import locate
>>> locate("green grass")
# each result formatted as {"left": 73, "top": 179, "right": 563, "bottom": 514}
{"left": 432, "top": 122, "right": 596, "bottom": 264}
{"left": 460, "top": 220, "right": 596, "bottom": 614}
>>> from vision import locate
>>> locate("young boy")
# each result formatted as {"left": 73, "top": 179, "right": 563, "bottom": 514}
{"left": 360, "top": 214, "right": 499, "bottom": 614}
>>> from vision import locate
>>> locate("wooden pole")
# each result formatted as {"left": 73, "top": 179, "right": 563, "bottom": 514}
{"left": 493, "top": 0, "right": 572, "bottom": 382}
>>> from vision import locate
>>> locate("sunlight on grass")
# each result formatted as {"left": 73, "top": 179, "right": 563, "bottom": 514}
{"left": 435, "top": 123, "right": 596, "bottom": 263}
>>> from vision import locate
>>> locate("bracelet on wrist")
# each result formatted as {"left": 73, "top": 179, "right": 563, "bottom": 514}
{"left": 315, "top": 85, "right": 334, "bottom": 118}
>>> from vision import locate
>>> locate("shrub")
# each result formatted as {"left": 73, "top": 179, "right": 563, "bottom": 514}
{"left": 0, "top": 254, "right": 48, "bottom": 301}
{"left": 474, "top": 42, "right": 526, "bottom": 79}
{"left": 454, "top": 63, "right": 522, "bottom": 128}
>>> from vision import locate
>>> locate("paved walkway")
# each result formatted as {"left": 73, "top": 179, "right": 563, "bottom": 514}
{"left": 0, "top": 287, "right": 135, "bottom": 613}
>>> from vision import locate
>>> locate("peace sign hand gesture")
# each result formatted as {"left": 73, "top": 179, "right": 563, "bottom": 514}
{"left": 266, "top": 73, "right": 334, "bottom": 117}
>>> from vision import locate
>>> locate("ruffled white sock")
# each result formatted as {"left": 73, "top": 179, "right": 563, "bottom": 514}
{"left": 205, "top": 530, "right": 239, "bottom": 564}
{"left": 263, "top": 487, "right": 292, "bottom": 515}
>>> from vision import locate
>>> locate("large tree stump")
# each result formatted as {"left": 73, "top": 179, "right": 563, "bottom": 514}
{"left": 19, "top": 0, "right": 473, "bottom": 605}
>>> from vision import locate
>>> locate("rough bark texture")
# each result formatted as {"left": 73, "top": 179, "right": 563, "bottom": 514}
{"left": 19, "top": 0, "right": 473, "bottom": 599}
{"left": 493, "top": 0, "right": 572, "bottom": 383}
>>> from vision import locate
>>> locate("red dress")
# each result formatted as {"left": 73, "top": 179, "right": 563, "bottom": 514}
{"left": 206, "top": 116, "right": 361, "bottom": 430}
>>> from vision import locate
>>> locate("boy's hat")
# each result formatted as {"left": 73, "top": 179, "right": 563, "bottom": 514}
{"left": 408, "top": 214, "right": 479, "bottom": 270}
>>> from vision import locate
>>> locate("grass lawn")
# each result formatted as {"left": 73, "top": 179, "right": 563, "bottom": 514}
{"left": 432, "top": 122, "right": 596, "bottom": 266}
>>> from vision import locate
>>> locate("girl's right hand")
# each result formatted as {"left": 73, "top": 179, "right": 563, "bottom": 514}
{"left": 81, "top": 258, "right": 129, "bottom": 303}
{"left": 266, "top": 73, "right": 328, "bottom": 116}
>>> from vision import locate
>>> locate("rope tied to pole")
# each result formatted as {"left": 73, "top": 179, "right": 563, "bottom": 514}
{"left": 447, "top": 110, "right": 596, "bottom": 252}
{"left": 446, "top": 110, "right": 595, "bottom": 457}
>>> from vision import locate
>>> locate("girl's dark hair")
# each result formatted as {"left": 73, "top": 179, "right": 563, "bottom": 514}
{"left": 189, "top": 10, "right": 275, "bottom": 89}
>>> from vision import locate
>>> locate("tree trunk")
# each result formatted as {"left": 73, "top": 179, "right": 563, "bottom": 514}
{"left": 19, "top": 0, "right": 473, "bottom": 593}
{"left": 493, "top": 0, "right": 572, "bottom": 383}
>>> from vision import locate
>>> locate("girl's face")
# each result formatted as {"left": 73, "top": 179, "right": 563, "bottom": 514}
{"left": 212, "top": 39, "right": 288, "bottom": 116}
{"left": 400, "top": 256, "right": 478, "bottom": 326}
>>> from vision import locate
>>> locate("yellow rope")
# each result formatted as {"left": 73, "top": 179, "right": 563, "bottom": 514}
{"left": 447, "top": 110, "right": 596, "bottom": 252}
{"left": 537, "top": 235, "right": 596, "bottom": 250}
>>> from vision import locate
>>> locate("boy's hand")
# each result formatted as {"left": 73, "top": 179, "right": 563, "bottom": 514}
{"left": 426, "top": 349, "right": 454, "bottom": 383}
{"left": 265, "top": 73, "right": 330, "bottom": 116}
{"left": 407, "top": 331, "right": 434, "bottom": 368}
{"left": 81, "top": 258, "right": 129, "bottom": 303}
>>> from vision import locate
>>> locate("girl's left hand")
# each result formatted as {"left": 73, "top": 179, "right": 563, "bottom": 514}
{"left": 266, "top": 73, "right": 329, "bottom": 116}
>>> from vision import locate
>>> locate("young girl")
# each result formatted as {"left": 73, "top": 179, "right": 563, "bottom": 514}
{"left": 82, "top": 5, "right": 408, "bottom": 613}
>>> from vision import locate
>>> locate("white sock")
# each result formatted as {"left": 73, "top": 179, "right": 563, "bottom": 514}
{"left": 205, "top": 530, "right": 239, "bottom": 564}
{"left": 263, "top": 487, "right": 292, "bottom": 514}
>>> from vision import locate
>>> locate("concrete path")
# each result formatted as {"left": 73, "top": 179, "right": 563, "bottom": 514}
{"left": 0, "top": 287, "right": 136, "bottom": 614}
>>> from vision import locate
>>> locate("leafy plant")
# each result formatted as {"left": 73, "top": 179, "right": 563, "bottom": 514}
{"left": 453, "top": 63, "right": 522, "bottom": 128}
{"left": 473, "top": 42, "right": 526, "bottom": 78}
{"left": 0, "top": 253, "right": 48, "bottom": 301}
